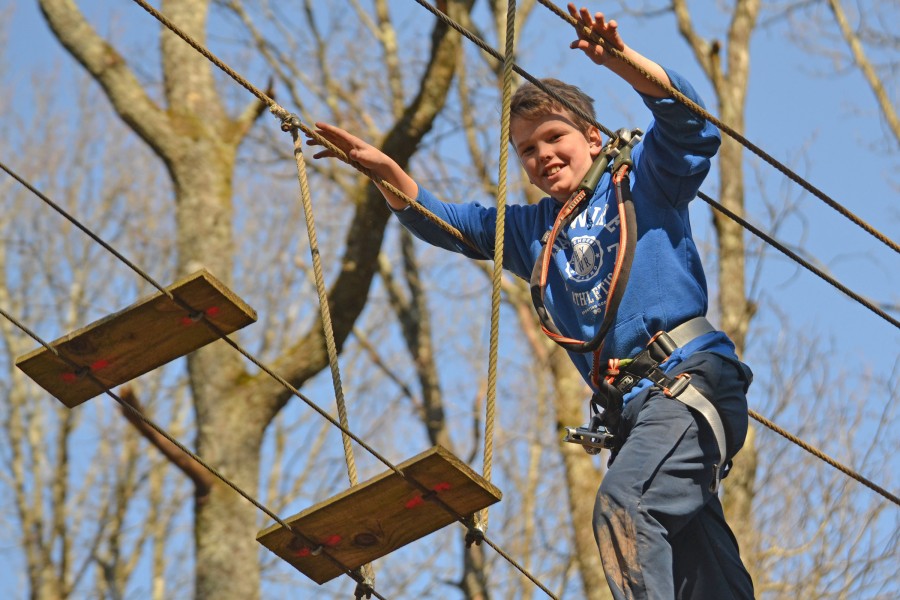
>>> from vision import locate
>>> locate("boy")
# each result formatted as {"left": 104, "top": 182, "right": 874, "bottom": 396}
{"left": 310, "top": 4, "right": 754, "bottom": 599}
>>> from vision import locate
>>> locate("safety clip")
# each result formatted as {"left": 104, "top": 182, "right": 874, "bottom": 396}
{"left": 563, "top": 414, "right": 616, "bottom": 455}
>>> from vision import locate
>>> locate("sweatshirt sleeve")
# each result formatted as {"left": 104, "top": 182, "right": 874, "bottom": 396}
{"left": 393, "top": 186, "right": 541, "bottom": 280}
{"left": 633, "top": 68, "right": 721, "bottom": 208}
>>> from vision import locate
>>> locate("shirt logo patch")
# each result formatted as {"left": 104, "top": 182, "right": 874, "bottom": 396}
{"left": 565, "top": 236, "right": 603, "bottom": 282}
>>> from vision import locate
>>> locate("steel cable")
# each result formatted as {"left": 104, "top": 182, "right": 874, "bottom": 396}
{"left": 1, "top": 156, "right": 558, "bottom": 597}
{"left": 535, "top": 0, "right": 899, "bottom": 255}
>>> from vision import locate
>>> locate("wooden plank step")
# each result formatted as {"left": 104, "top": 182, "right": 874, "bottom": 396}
{"left": 15, "top": 269, "right": 257, "bottom": 408}
{"left": 257, "top": 445, "right": 502, "bottom": 584}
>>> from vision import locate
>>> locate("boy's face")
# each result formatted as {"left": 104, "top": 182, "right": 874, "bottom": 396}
{"left": 511, "top": 109, "right": 603, "bottom": 202}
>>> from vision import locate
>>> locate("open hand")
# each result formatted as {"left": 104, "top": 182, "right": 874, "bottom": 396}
{"left": 306, "top": 122, "right": 393, "bottom": 173}
{"left": 306, "top": 122, "right": 418, "bottom": 209}
{"left": 567, "top": 4, "right": 625, "bottom": 67}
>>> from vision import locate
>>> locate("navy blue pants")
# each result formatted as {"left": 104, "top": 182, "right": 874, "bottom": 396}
{"left": 593, "top": 352, "right": 755, "bottom": 600}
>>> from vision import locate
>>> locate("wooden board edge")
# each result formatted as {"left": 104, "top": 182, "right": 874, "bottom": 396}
{"left": 428, "top": 444, "right": 503, "bottom": 502}
{"left": 191, "top": 269, "right": 258, "bottom": 323}
{"left": 13, "top": 269, "right": 256, "bottom": 367}
{"left": 256, "top": 445, "right": 501, "bottom": 541}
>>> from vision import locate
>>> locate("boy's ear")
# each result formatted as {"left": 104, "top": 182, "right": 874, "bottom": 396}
{"left": 587, "top": 127, "right": 603, "bottom": 158}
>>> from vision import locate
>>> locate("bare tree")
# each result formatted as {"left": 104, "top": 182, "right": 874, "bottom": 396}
{"left": 0, "top": 66, "right": 190, "bottom": 598}
{"left": 747, "top": 317, "right": 900, "bottom": 598}
{"left": 825, "top": 0, "right": 899, "bottom": 146}
{"left": 34, "top": 0, "right": 475, "bottom": 597}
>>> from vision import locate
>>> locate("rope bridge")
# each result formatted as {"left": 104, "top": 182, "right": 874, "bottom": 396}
{"left": 2, "top": 1, "right": 897, "bottom": 598}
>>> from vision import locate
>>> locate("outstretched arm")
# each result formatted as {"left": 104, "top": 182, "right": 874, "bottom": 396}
{"left": 308, "top": 122, "right": 418, "bottom": 210}
{"left": 567, "top": 3, "right": 671, "bottom": 98}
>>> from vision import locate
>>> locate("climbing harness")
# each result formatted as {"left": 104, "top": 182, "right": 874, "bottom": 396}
{"left": 528, "top": 127, "right": 639, "bottom": 450}
{"left": 565, "top": 316, "right": 732, "bottom": 492}
{"left": 528, "top": 128, "right": 731, "bottom": 493}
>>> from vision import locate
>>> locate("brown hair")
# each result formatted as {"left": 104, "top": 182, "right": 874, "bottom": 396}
{"left": 510, "top": 78, "right": 596, "bottom": 134}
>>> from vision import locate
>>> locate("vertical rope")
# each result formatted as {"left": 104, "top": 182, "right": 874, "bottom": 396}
{"left": 289, "top": 129, "right": 359, "bottom": 486}
{"left": 475, "top": 0, "right": 517, "bottom": 536}
{"left": 291, "top": 127, "right": 375, "bottom": 597}
{"left": 289, "top": 130, "right": 376, "bottom": 592}
{"left": 291, "top": 127, "right": 375, "bottom": 598}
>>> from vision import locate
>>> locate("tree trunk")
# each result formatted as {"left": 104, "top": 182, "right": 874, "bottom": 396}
{"left": 673, "top": 0, "right": 762, "bottom": 584}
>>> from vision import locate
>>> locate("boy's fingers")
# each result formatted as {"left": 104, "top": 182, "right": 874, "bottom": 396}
{"left": 570, "top": 39, "right": 590, "bottom": 52}
{"left": 567, "top": 4, "right": 590, "bottom": 34}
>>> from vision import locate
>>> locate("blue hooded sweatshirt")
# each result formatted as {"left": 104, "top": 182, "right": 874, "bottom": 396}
{"left": 394, "top": 69, "right": 737, "bottom": 398}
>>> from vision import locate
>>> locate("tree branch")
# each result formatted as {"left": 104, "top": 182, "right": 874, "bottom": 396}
{"left": 118, "top": 386, "right": 214, "bottom": 502}
{"left": 231, "top": 77, "right": 273, "bottom": 144}
{"left": 252, "top": 0, "right": 478, "bottom": 424}
{"left": 827, "top": 0, "right": 900, "bottom": 146}
{"left": 671, "top": 0, "right": 716, "bottom": 82}
{"left": 37, "top": 0, "right": 175, "bottom": 159}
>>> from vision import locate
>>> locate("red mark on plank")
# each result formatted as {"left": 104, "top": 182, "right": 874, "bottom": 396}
{"left": 405, "top": 482, "right": 452, "bottom": 509}
{"left": 292, "top": 534, "right": 341, "bottom": 558}
{"left": 180, "top": 306, "right": 220, "bottom": 326}
{"left": 61, "top": 360, "right": 110, "bottom": 384}
{"left": 405, "top": 495, "right": 424, "bottom": 509}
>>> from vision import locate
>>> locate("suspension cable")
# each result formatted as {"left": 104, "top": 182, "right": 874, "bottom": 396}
{"left": 0, "top": 304, "right": 386, "bottom": 599}
{"left": 749, "top": 409, "right": 900, "bottom": 505}
{"left": 1, "top": 156, "right": 557, "bottom": 598}
{"left": 535, "top": 0, "right": 899, "bottom": 255}
{"left": 698, "top": 191, "right": 899, "bottom": 329}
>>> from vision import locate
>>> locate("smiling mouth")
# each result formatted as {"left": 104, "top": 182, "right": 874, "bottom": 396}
{"left": 544, "top": 165, "right": 563, "bottom": 177}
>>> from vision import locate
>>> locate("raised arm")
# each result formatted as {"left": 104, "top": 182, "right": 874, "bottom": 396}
{"left": 308, "top": 122, "right": 418, "bottom": 210}
{"left": 567, "top": 4, "right": 671, "bottom": 98}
